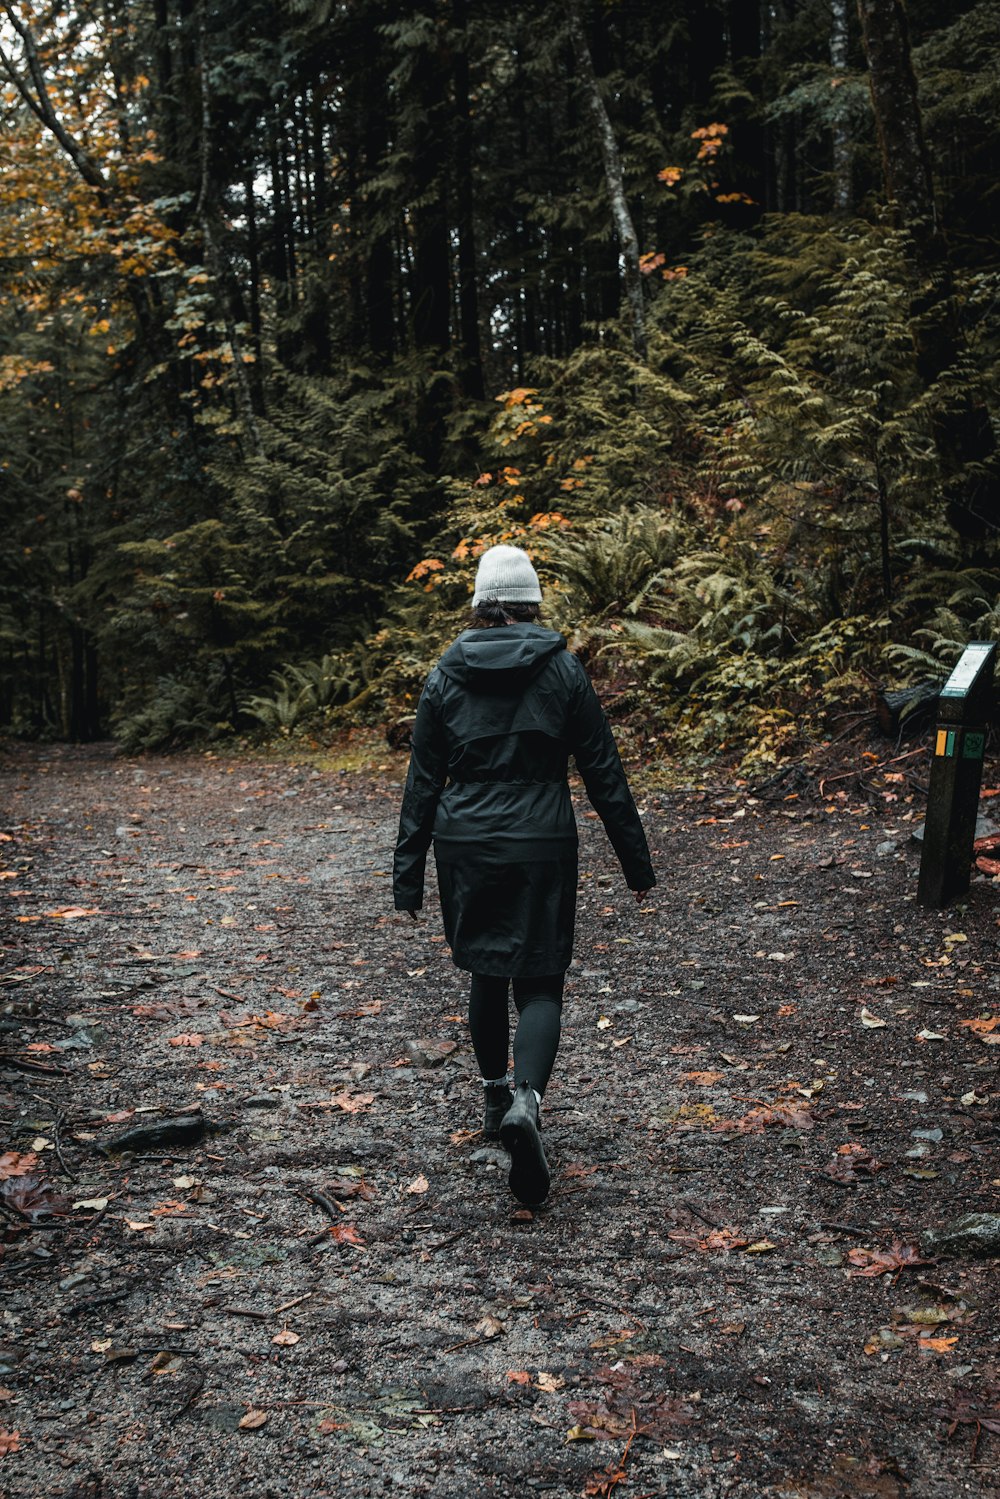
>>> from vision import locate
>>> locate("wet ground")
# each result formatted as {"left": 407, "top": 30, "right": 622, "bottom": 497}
{"left": 1, "top": 740, "right": 998, "bottom": 1498}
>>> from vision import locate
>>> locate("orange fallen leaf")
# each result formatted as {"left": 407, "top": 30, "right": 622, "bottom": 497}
{"left": 0, "top": 1429, "right": 21, "bottom": 1456}
{"left": 325, "top": 1091, "right": 375, "bottom": 1113}
{"left": 239, "top": 1409, "right": 268, "bottom": 1429}
{"left": 168, "top": 1033, "right": 205, "bottom": 1047}
{"left": 958, "top": 1015, "right": 1000, "bottom": 1034}
{"left": 847, "top": 1242, "right": 931, "bottom": 1278}
{"left": 681, "top": 1070, "right": 724, "bottom": 1086}
{"left": 0, "top": 1152, "right": 39, "bottom": 1179}
{"left": 271, "top": 1328, "right": 300, "bottom": 1347}
{"left": 507, "top": 1370, "right": 532, "bottom": 1385}
{"left": 328, "top": 1223, "right": 365, "bottom": 1247}
{"left": 919, "top": 1335, "right": 959, "bottom": 1354}
{"left": 44, "top": 906, "right": 100, "bottom": 919}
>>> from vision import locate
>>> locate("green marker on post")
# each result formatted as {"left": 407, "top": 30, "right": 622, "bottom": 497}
{"left": 917, "top": 641, "right": 996, "bottom": 908}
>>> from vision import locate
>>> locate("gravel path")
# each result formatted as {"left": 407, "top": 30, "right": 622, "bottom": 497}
{"left": 1, "top": 741, "right": 998, "bottom": 1498}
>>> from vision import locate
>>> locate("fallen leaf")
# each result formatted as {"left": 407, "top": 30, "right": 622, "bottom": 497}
{"left": 125, "top": 1220, "right": 155, "bottom": 1231}
{"left": 537, "top": 1371, "right": 566, "bottom": 1392}
{"left": 239, "top": 1409, "right": 269, "bottom": 1429}
{"left": 328, "top": 1223, "right": 365, "bottom": 1247}
{"left": 916, "top": 1028, "right": 947, "bottom": 1042}
{"left": 475, "top": 1315, "right": 504, "bottom": 1340}
{"left": 168, "top": 1033, "right": 205, "bottom": 1047}
{"left": 958, "top": 1014, "right": 1000, "bottom": 1034}
{"left": 744, "top": 1240, "right": 777, "bottom": 1254}
{"left": 847, "top": 1241, "right": 931, "bottom": 1278}
{"left": 918, "top": 1335, "right": 959, "bottom": 1354}
{"left": 507, "top": 1370, "right": 532, "bottom": 1385}
{"left": 732, "top": 1014, "right": 760, "bottom": 1024}
{"left": 860, "top": 1008, "right": 887, "bottom": 1028}
{"left": 271, "top": 1328, "right": 300, "bottom": 1346}
{"left": 405, "top": 1174, "right": 429, "bottom": 1195}
{"left": 1, "top": 1173, "right": 70, "bottom": 1221}
{"left": 72, "top": 1196, "right": 109, "bottom": 1211}
{"left": 44, "top": 906, "right": 100, "bottom": 919}
{"left": 681, "top": 1071, "right": 725, "bottom": 1086}
{"left": 0, "top": 1152, "right": 39, "bottom": 1180}
{"left": 324, "top": 1091, "right": 375, "bottom": 1114}
{"left": 0, "top": 1430, "right": 21, "bottom": 1456}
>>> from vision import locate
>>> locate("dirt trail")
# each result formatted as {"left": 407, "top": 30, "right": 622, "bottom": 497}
{"left": 1, "top": 742, "right": 998, "bottom": 1499}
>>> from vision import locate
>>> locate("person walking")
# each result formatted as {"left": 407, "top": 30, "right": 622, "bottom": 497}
{"left": 393, "top": 544, "right": 655, "bottom": 1206}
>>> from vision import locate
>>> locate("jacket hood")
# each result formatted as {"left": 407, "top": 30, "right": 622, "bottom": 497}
{"left": 437, "top": 624, "right": 566, "bottom": 690}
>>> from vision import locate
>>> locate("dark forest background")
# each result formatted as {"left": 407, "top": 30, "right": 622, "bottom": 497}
{"left": 2, "top": 0, "right": 999, "bottom": 767}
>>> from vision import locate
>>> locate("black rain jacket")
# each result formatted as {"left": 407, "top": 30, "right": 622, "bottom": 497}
{"left": 393, "top": 624, "right": 656, "bottom": 918}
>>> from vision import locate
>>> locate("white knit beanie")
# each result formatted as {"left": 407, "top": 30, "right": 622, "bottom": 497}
{"left": 472, "top": 545, "right": 542, "bottom": 606}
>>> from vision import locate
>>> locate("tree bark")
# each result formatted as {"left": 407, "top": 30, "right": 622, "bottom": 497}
{"left": 830, "top": 0, "right": 852, "bottom": 211}
{"left": 564, "top": 0, "right": 646, "bottom": 360}
{"left": 195, "top": 3, "right": 263, "bottom": 451}
{"left": 857, "top": 0, "right": 999, "bottom": 535}
{"left": 452, "top": 0, "right": 484, "bottom": 399}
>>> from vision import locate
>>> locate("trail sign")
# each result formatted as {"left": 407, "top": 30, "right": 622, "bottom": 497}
{"left": 917, "top": 642, "right": 996, "bottom": 908}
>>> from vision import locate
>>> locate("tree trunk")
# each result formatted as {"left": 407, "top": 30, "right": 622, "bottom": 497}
{"left": 452, "top": 0, "right": 484, "bottom": 400}
{"left": 855, "top": 0, "right": 935, "bottom": 234}
{"left": 564, "top": 0, "right": 646, "bottom": 360}
{"left": 830, "top": 0, "right": 852, "bottom": 211}
{"left": 195, "top": 3, "right": 263, "bottom": 451}
{"left": 857, "top": 0, "right": 999, "bottom": 535}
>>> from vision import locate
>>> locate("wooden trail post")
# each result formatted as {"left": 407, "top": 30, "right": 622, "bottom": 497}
{"left": 918, "top": 642, "right": 996, "bottom": 908}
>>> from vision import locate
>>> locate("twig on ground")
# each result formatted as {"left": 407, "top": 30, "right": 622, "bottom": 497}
{"left": 52, "top": 1108, "right": 78, "bottom": 1183}
{"left": 169, "top": 1365, "right": 206, "bottom": 1423}
{"left": 274, "top": 1292, "right": 313, "bottom": 1315}
{"left": 681, "top": 1198, "right": 724, "bottom": 1230}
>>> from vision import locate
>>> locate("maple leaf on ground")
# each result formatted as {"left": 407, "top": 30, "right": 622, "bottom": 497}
{"left": 822, "top": 1142, "right": 885, "bottom": 1183}
{"left": 713, "top": 1097, "right": 814, "bottom": 1134}
{"left": 847, "top": 1242, "right": 932, "bottom": 1278}
{"left": 328, "top": 1223, "right": 365, "bottom": 1247}
{"left": 935, "top": 1389, "right": 1000, "bottom": 1460}
{"left": 0, "top": 1430, "right": 21, "bottom": 1456}
{"left": 0, "top": 1152, "right": 39, "bottom": 1180}
{"left": 0, "top": 1172, "right": 70, "bottom": 1221}
{"left": 567, "top": 1389, "right": 697, "bottom": 1445}
{"left": 323, "top": 1091, "right": 375, "bottom": 1114}
{"left": 323, "top": 1178, "right": 375, "bottom": 1202}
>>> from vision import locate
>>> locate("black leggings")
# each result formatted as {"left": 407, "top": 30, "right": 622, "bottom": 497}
{"left": 468, "top": 973, "right": 565, "bottom": 1096}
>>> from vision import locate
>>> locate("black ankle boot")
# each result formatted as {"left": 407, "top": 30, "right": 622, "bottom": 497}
{"left": 499, "top": 1082, "right": 550, "bottom": 1206}
{"left": 483, "top": 1083, "right": 513, "bottom": 1139}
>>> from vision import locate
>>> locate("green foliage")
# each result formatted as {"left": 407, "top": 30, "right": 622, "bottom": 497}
{"left": 115, "top": 674, "right": 230, "bottom": 754}
{"left": 242, "top": 654, "right": 361, "bottom": 733}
